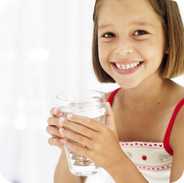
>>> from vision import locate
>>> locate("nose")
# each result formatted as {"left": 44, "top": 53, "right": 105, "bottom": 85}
{"left": 114, "top": 46, "right": 134, "bottom": 57}
{"left": 113, "top": 40, "right": 135, "bottom": 58}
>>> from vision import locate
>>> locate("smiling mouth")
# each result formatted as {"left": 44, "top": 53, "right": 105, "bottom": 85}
{"left": 111, "top": 61, "right": 144, "bottom": 75}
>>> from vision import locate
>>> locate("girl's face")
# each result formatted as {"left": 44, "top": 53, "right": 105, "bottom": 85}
{"left": 97, "top": 0, "right": 166, "bottom": 89}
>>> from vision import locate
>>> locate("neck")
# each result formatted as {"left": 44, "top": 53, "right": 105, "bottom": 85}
{"left": 118, "top": 73, "right": 170, "bottom": 108}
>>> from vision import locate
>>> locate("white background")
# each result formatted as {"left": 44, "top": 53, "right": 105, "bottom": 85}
{"left": 0, "top": 0, "right": 183, "bottom": 183}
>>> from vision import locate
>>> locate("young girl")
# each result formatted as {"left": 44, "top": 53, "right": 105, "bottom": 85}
{"left": 47, "top": 0, "right": 184, "bottom": 183}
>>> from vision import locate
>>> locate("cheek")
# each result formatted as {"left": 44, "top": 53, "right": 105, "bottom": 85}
{"left": 139, "top": 39, "right": 164, "bottom": 65}
{"left": 98, "top": 43, "right": 110, "bottom": 64}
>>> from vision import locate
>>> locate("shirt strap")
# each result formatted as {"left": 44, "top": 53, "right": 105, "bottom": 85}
{"left": 107, "top": 88, "right": 121, "bottom": 105}
{"left": 163, "top": 98, "right": 184, "bottom": 155}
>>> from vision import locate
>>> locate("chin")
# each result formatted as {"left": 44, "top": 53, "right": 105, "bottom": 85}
{"left": 117, "top": 79, "right": 142, "bottom": 90}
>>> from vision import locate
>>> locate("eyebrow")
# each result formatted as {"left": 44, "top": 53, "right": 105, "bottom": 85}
{"left": 98, "top": 24, "right": 113, "bottom": 30}
{"left": 98, "top": 21, "right": 154, "bottom": 30}
{"left": 131, "top": 21, "right": 155, "bottom": 27}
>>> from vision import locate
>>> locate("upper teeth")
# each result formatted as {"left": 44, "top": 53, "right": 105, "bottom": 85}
{"left": 115, "top": 62, "right": 141, "bottom": 70}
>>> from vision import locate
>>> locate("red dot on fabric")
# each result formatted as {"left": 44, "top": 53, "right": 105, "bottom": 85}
{"left": 142, "top": 155, "right": 147, "bottom": 160}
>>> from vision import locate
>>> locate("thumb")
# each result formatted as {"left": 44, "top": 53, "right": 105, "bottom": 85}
{"left": 105, "top": 102, "right": 118, "bottom": 140}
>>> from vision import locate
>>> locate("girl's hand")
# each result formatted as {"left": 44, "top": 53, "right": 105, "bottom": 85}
{"left": 60, "top": 102, "right": 123, "bottom": 170}
{"left": 47, "top": 107, "right": 66, "bottom": 149}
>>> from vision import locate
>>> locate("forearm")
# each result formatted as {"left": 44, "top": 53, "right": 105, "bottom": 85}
{"left": 106, "top": 155, "right": 149, "bottom": 183}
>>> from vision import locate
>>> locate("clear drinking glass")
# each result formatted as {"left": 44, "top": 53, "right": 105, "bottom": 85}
{"left": 56, "top": 90, "right": 107, "bottom": 176}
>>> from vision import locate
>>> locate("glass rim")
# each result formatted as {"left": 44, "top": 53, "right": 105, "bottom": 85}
{"left": 56, "top": 89, "right": 106, "bottom": 103}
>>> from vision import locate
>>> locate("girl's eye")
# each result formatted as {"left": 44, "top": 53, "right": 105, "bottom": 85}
{"left": 133, "top": 30, "right": 149, "bottom": 37}
{"left": 101, "top": 32, "right": 115, "bottom": 39}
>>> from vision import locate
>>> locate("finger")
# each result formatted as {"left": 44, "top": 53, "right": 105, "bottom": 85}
{"left": 47, "top": 116, "right": 65, "bottom": 128}
{"left": 50, "top": 107, "right": 63, "bottom": 117}
{"left": 65, "top": 140, "right": 90, "bottom": 158}
{"left": 60, "top": 128, "right": 94, "bottom": 149}
{"left": 48, "top": 137, "right": 65, "bottom": 149}
{"left": 105, "top": 102, "right": 118, "bottom": 139}
{"left": 66, "top": 114, "right": 102, "bottom": 132}
{"left": 47, "top": 126, "right": 64, "bottom": 138}
{"left": 61, "top": 120, "right": 96, "bottom": 139}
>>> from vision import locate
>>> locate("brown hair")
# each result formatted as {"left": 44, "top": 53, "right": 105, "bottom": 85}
{"left": 92, "top": 0, "right": 184, "bottom": 83}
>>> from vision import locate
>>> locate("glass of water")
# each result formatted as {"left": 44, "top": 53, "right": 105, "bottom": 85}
{"left": 56, "top": 90, "right": 107, "bottom": 176}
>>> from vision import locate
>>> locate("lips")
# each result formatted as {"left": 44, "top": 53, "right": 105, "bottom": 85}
{"left": 111, "top": 61, "right": 144, "bottom": 75}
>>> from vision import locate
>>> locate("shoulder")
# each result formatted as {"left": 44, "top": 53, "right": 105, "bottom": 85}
{"left": 170, "top": 89, "right": 184, "bottom": 181}
{"left": 170, "top": 85, "right": 184, "bottom": 147}
{"left": 170, "top": 105, "right": 184, "bottom": 148}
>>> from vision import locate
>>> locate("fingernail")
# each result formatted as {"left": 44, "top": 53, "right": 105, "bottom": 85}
{"left": 106, "top": 102, "right": 110, "bottom": 106}
{"left": 106, "top": 102, "right": 111, "bottom": 110}
{"left": 57, "top": 111, "right": 63, "bottom": 117}
{"left": 53, "top": 107, "right": 58, "bottom": 114}
{"left": 67, "top": 113, "right": 73, "bottom": 119}
{"left": 59, "top": 128, "right": 64, "bottom": 137}
{"left": 59, "top": 128, "right": 64, "bottom": 134}
{"left": 59, "top": 117, "right": 65, "bottom": 124}
{"left": 53, "top": 107, "right": 63, "bottom": 116}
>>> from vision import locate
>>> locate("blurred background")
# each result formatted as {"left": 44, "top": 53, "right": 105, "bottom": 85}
{"left": 0, "top": 0, "right": 183, "bottom": 183}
